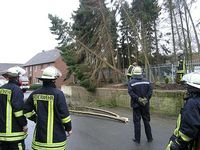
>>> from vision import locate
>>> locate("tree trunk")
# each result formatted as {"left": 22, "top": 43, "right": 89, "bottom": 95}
{"left": 183, "top": 0, "right": 200, "bottom": 53}
{"left": 169, "top": 0, "right": 176, "bottom": 62}
{"left": 154, "top": 20, "right": 159, "bottom": 64}
{"left": 184, "top": 6, "right": 192, "bottom": 72}
{"left": 178, "top": 0, "right": 188, "bottom": 68}
{"left": 173, "top": 8, "right": 182, "bottom": 50}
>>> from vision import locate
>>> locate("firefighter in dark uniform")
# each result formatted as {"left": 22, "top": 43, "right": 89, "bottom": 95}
{"left": 24, "top": 66, "right": 72, "bottom": 150}
{"left": 166, "top": 72, "right": 200, "bottom": 150}
{"left": 0, "top": 67, "right": 28, "bottom": 150}
{"left": 176, "top": 50, "right": 186, "bottom": 83}
{"left": 128, "top": 66, "right": 153, "bottom": 144}
{"left": 127, "top": 62, "right": 137, "bottom": 81}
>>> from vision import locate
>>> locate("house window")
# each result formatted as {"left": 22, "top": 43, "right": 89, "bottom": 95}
{"left": 29, "top": 67, "right": 32, "bottom": 72}
{"left": 41, "top": 64, "right": 43, "bottom": 69}
{"left": 34, "top": 66, "right": 37, "bottom": 71}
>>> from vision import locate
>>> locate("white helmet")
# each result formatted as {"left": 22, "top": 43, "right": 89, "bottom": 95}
{"left": 38, "top": 66, "right": 62, "bottom": 80}
{"left": 2, "top": 66, "right": 26, "bottom": 78}
{"left": 132, "top": 66, "right": 142, "bottom": 75}
{"left": 182, "top": 72, "right": 200, "bottom": 89}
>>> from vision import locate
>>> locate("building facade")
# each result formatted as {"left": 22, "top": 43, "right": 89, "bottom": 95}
{"left": 23, "top": 49, "right": 68, "bottom": 88}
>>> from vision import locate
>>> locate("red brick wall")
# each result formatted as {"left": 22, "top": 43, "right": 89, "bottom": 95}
{"left": 54, "top": 57, "right": 68, "bottom": 88}
{"left": 25, "top": 63, "right": 53, "bottom": 85}
{"left": 25, "top": 57, "right": 68, "bottom": 89}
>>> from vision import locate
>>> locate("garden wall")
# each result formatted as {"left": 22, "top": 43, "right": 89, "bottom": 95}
{"left": 61, "top": 86, "right": 186, "bottom": 116}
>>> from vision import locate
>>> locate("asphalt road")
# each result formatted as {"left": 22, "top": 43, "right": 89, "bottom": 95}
{"left": 24, "top": 91, "right": 177, "bottom": 150}
{"left": 24, "top": 110, "right": 176, "bottom": 150}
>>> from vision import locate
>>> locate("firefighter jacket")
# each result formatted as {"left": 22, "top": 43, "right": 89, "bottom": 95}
{"left": 24, "top": 82, "right": 72, "bottom": 150}
{"left": 128, "top": 76, "right": 153, "bottom": 108}
{"left": 126, "top": 65, "right": 135, "bottom": 77}
{"left": 166, "top": 91, "right": 200, "bottom": 150}
{"left": 0, "top": 80, "right": 27, "bottom": 141}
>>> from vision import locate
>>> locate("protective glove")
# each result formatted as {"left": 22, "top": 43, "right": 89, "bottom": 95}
{"left": 138, "top": 98, "right": 148, "bottom": 106}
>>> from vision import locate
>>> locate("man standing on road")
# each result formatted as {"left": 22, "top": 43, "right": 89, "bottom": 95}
{"left": 166, "top": 72, "right": 200, "bottom": 150}
{"left": 128, "top": 66, "right": 153, "bottom": 144}
{"left": 0, "top": 67, "right": 28, "bottom": 150}
{"left": 24, "top": 66, "right": 72, "bottom": 150}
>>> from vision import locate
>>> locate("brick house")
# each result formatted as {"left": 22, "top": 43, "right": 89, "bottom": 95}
{"left": 23, "top": 49, "right": 68, "bottom": 88}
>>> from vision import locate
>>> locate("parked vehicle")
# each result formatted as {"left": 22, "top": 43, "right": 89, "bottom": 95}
{"left": 0, "top": 75, "right": 30, "bottom": 92}
{"left": 0, "top": 78, "right": 7, "bottom": 87}
{"left": 19, "top": 75, "right": 30, "bottom": 92}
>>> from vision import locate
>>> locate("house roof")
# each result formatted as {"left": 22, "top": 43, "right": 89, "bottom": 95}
{"left": 0, "top": 63, "right": 23, "bottom": 72}
{"left": 24, "top": 49, "right": 61, "bottom": 66}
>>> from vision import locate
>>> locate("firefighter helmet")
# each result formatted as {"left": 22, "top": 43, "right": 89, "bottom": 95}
{"left": 182, "top": 72, "right": 200, "bottom": 89}
{"left": 132, "top": 66, "right": 142, "bottom": 75}
{"left": 38, "top": 66, "right": 62, "bottom": 80}
{"left": 2, "top": 66, "right": 26, "bottom": 78}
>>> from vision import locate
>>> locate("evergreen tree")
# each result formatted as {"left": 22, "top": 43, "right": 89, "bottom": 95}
{"left": 118, "top": 1, "right": 138, "bottom": 69}
{"left": 131, "top": 0, "right": 160, "bottom": 66}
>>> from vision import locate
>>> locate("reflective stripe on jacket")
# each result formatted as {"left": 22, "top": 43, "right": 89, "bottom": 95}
{"left": 0, "top": 82, "right": 27, "bottom": 141}
{"left": 128, "top": 77, "right": 152, "bottom": 108}
{"left": 127, "top": 65, "right": 135, "bottom": 77}
{"left": 24, "top": 83, "right": 72, "bottom": 150}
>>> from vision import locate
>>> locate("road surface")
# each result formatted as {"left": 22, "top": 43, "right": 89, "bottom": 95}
{"left": 25, "top": 107, "right": 176, "bottom": 150}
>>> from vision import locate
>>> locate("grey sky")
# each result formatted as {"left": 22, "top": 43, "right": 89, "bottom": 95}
{"left": 0, "top": 0, "right": 79, "bottom": 64}
{"left": 0, "top": 0, "right": 199, "bottom": 64}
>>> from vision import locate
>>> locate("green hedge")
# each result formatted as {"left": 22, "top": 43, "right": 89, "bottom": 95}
{"left": 29, "top": 84, "right": 42, "bottom": 90}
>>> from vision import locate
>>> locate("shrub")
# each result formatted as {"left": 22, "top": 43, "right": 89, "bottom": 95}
{"left": 30, "top": 84, "right": 42, "bottom": 90}
{"left": 80, "top": 79, "right": 96, "bottom": 92}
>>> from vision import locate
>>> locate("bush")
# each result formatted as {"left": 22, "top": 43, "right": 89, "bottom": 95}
{"left": 164, "top": 76, "right": 169, "bottom": 84}
{"left": 29, "top": 84, "right": 42, "bottom": 90}
{"left": 80, "top": 79, "right": 96, "bottom": 92}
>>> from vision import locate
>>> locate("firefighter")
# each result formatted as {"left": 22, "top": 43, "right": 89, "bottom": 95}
{"left": 166, "top": 72, "right": 200, "bottom": 150}
{"left": 0, "top": 67, "right": 28, "bottom": 150}
{"left": 24, "top": 66, "right": 72, "bottom": 150}
{"left": 127, "top": 62, "right": 137, "bottom": 81}
{"left": 176, "top": 50, "right": 186, "bottom": 83}
{"left": 128, "top": 66, "right": 153, "bottom": 144}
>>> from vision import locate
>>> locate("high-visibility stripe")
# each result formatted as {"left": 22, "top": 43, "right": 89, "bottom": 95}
{"left": 131, "top": 82, "right": 150, "bottom": 87}
{"left": 33, "top": 140, "right": 66, "bottom": 147}
{"left": 0, "top": 89, "right": 12, "bottom": 95}
{"left": 179, "top": 131, "right": 192, "bottom": 142}
{"left": 33, "top": 94, "right": 55, "bottom": 144}
{"left": 173, "top": 114, "right": 181, "bottom": 136}
{"left": 32, "top": 144, "right": 65, "bottom": 150}
{"left": 166, "top": 141, "right": 173, "bottom": 150}
{"left": 33, "top": 99, "right": 37, "bottom": 110}
{"left": 0, "top": 132, "right": 27, "bottom": 137}
{"left": 0, "top": 89, "right": 12, "bottom": 133}
{"left": 24, "top": 110, "right": 35, "bottom": 118}
{"left": 47, "top": 100, "right": 54, "bottom": 144}
{"left": 3, "top": 89, "right": 12, "bottom": 134}
{"left": 0, "top": 132, "right": 27, "bottom": 141}
{"left": 14, "top": 110, "right": 24, "bottom": 117}
{"left": 18, "top": 142, "right": 22, "bottom": 150}
{"left": 62, "top": 116, "right": 71, "bottom": 124}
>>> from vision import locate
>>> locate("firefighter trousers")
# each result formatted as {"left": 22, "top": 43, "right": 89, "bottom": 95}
{"left": 0, "top": 140, "right": 25, "bottom": 150}
{"left": 133, "top": 104, "right": 153, "bottom": 142}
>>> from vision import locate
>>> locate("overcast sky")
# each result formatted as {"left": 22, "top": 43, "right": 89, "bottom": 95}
{"left": 0, "top": 0, "right": 79, "bottom": 64}
{"left": 0, "top": 0, "right": 199, "bottom": 64}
